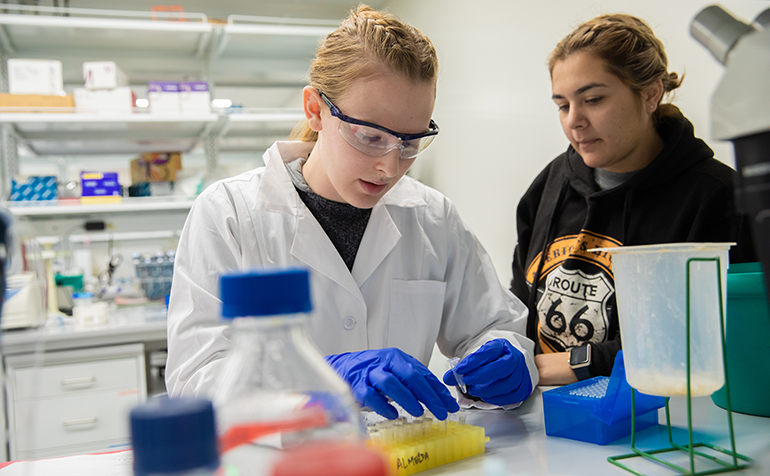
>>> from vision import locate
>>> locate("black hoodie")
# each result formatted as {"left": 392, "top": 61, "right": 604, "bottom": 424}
{"left": 510, "top": 110, "right": 756, "bottom": 377}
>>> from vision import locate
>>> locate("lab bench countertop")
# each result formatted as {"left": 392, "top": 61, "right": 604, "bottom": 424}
{"left": 0, "top": 303, "right": 168, "bottom": 356}
{"left": 0, "top": 388, "right": 767, "bottom": 476}
{"left": 431, "top": 388, "right": 770, "bottom": 475}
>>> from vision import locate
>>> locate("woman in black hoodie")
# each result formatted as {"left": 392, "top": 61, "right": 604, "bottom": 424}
{"left": 510, "top": 13, "right": 755, "bottom": 385}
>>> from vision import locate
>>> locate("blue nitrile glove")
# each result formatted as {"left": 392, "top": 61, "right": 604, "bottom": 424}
{"left": 442, "top": 338, "right": 533, "bottom": 406}
{"left": 325, "top": 348, "right": 460, "bottom": 420}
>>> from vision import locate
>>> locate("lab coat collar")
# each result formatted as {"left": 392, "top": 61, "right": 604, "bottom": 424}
{"left": 260, "top": 141, "right": 428, "bottom": 210}
{"left": 256, "top": 141, "right": 424, "bottom": 294}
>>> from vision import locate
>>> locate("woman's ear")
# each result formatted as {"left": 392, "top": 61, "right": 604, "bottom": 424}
{"left": 303, "top": 86, "right": 324, "bottom": 132}
{"left": 645, "top": 79, "right": 664, "bottom": 113}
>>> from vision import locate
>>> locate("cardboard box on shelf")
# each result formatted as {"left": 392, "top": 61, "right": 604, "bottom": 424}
{"left": 80, "top": 171, "right": 121, "bottom": 198}
{"left": 179, "top": 81, "right": 211, "bottom": 114}
{"left": 74, "top": 87, "right": 136, "bottom": 114}
{"left": 148, "top": 81, "right": 180, "bottom": 114}
{"left": 130, "top": 152, "right": 182, "bottom": 184}
{"left": 10, "top": 176, "right": 58, "bottom": 201}
{"left": 8, "top": 59, "right": 64, "bottom": 95}
{"left": 83, "top": 61, "right": 129, "bottom": 90}
{"left": 0, "top": 93, "right": 74, "bottom": 112}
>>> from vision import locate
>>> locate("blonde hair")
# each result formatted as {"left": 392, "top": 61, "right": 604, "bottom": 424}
{"left": 291, "top": 4, "right": 438, "bottom": 141}
{"left": 549, "top": 14, "right": 684, "bottom": 122}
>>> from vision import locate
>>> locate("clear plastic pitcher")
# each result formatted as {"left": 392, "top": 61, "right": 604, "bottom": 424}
{"left": 594, "top": 243, "right": 731, "bottom": 397}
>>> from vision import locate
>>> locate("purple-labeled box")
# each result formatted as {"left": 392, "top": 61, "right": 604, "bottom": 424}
{"left": 180, "top": 81, "right": 210, "bottom": 114}
{"left": 148, "top": 81, "right": 180, "bottom": 93}
{"left": 81, "top": 171, "right": 121, "bottom": 197}
{"left": 179, "top": 81, "right": 208, "bottom": 92}
{"left": 148, "top": 81, "right": 180, "bottom": 114}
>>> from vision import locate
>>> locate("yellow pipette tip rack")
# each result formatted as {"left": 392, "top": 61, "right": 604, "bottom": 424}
{"left": 365, "top": 411, "right": 489, "bottom": 475}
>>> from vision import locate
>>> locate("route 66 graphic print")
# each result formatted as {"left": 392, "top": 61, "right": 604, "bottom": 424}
{"left": 537, "top": 267, "right": 613, "bottom": 349}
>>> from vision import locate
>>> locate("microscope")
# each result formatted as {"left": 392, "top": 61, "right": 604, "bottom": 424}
{"left": 692, "top": 5, "right": 770, "bottom": 302}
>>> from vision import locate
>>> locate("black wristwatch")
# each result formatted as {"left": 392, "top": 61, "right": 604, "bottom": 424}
{"left": 569, "top": 343, "right": 592, "bottom": 381}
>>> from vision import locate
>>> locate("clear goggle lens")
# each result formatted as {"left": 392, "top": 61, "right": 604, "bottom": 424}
{"left": 338, "top": 122, "right": 436, "bottom": 160}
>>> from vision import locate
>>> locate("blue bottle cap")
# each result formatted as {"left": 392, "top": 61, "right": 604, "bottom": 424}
{"left": 220, "top": 267, "right": 312, "bottom": 318}
{"left": 130, "top": 398, "right": 219, "bottom": 476}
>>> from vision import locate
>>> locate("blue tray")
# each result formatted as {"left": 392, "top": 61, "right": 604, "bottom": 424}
{"left": 543, "top": 351, "right": 666, "bottom": 445}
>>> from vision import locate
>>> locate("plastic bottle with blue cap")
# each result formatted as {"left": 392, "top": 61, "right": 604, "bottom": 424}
{"left": 212, "top": 267, "right": 363, "bottom": 470}
{"left": 130, "top": 398, "right": 220, "bottom": 476}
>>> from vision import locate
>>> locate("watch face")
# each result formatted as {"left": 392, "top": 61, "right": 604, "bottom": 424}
{"left": 570, "top": 345, "right": 589, "bottom": 366}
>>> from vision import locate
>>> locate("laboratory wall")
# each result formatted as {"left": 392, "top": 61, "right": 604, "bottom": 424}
{"left": 385, "top": 0, "right": 768, "bottom": 284}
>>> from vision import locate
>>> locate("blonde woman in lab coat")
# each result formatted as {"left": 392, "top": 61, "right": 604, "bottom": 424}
{"left": 166, "top": 5, "right": 538, "bottom": 420}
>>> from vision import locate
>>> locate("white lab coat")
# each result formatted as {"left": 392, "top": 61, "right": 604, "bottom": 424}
{"left": 165, "top": 141, "right": 538, "bottom": 398}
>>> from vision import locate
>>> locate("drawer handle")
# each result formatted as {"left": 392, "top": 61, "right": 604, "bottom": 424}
{"left": 61, "top": 376, "right": 96, "bottom": 388}
{"left": 63, "top": 417, "right": 98, "bottom": 430}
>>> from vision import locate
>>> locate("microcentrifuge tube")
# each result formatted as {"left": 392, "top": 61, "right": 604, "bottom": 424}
{"left": 447, "top": 357, "right": 467, "bottom": 393}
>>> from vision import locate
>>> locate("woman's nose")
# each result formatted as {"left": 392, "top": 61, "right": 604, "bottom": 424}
{"left": 375, "top": 149, "right": 401, "bottom": 178}
{"left": 566, "top": 106, "right": 586, "bottom": 129}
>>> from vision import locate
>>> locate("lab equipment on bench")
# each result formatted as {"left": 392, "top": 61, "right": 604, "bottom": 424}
{"left": 596, "top": 243, "right": 730, "bottom": 397}
{"left": 691, "top": 5, "right": 770, "bottom": 304}
{"left": 363, "top": 406, "right": 488, "bottom": 475}
{"left": 711, "top": 262, "right": 770, "bottom": 417}
{"left": 212, "top": 268, "right": 362, "bottom": 472}
{"left": 71, "top": 291, "right": 108, "bottom": 329}
{"left": 132, "top": 251, "right": 174, "bottom": 300}
{"left": 543, "top": 351, "right": 665, "bottom": 446}
{"left": 130, "top": 398, "right": 220, "bottom": 476}
{"left": 1, "top": 272, "right": 45, "bottom": 329}
{"left": 596, "top": 243, "right": 751, "bottom": 475}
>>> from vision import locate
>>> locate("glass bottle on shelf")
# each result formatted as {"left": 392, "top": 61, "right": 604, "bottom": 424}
{"left": 212, "top": 267, "right": 362, "bottom": 469}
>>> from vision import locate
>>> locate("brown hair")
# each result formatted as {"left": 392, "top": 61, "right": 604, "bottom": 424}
{"left": 290, "top": 4, "right": 438, "bottom": 141}
{"left": 548, "top": 14, "right": 683, "bottom": 122}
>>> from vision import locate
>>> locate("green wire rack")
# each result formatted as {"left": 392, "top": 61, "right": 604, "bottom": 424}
{"left": 608, "top": 257, "right": 753, "bottom": 475}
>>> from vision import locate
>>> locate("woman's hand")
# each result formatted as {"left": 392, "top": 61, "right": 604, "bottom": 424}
{"left": 443, "top": 339, "right": 533, "bottom": 405}
{"left": 325, "top": 348, "right": 459, "bottom": 420}
{"left": 534, "top": 352, "right": 578, "bottom": 386}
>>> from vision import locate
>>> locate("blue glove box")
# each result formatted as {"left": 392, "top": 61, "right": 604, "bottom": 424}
{"left": 543, "top": 352, "right": 666, "bottom": 445}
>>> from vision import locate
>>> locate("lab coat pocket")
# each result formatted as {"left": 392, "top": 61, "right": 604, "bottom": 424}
{"left": 388, "top": 279, "right": 447, "bottom": 362}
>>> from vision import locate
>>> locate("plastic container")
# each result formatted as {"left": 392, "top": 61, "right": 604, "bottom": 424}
{"left": 595, "top": 243, "right": 731, "bottom": 397}
{"left": 711, "top": 262, "right": 770, "bottom": 416}
{"left": 130, "top": 398, "right": 220, "bottom": 476}
{"left": 543, "top": 351, "right": 666, "bottom": 445}
{"left": 212, "top": 268, "right": 362, "bottom": 464}
{"left": 72, "top": 292, "right": 108, "bottom": 329}
{"left": 132, "top": 251, "right": 174, "bottom": 300}
{"left": 365, "top": 411, "right": 488, "bottom": 475}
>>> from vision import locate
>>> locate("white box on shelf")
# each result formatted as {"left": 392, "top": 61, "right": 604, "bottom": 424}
{"left": 179, "top": 81, "right": 210, "bottom": 115}
{"left": 7, "top": 59, "right": 64, "bottom": 95}
{"left": 74, "top": 87, "right": 136, "bottom": 114}
{"left": 148, "top": 81, "right": 180, "bottom": 114}
{"left": 83, "top": 61, "right": 129, "bottom": 89}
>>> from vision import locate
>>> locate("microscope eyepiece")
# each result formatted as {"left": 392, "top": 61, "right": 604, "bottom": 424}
{"left": 691, "top": 5, "right": 754, "bottom": 65}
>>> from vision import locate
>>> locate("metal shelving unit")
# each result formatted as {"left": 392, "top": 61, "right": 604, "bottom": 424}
{"left": 0, "top": 112, "right": 221, "bottom": 156}
{"left": 0, "top": 3, "right": 332, "bottom": 205}
{"left": 3, "top": 196, "right": 195, "bottom": 217}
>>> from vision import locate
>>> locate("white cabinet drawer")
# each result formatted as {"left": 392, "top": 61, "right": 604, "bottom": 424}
{"left": 13, "top": 390, "right": 141, "bottom": 455}
{"left": 4, "top": 343, "right": 148, "bottom": 460}
{"left": 12, "top": 357, "right": 141, "bottom": 399}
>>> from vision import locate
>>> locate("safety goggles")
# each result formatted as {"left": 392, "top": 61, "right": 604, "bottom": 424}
{"left": 319, "top": 92, "right": 439, "bottom": 160}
